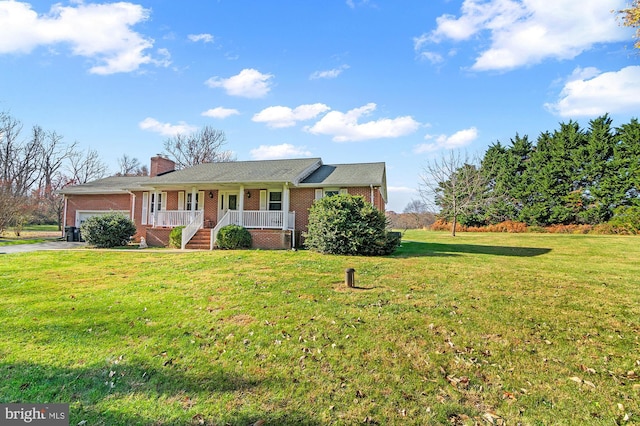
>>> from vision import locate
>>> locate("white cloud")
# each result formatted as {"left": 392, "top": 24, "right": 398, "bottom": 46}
{"left": 415, "top": 0, "right": 630, "bottom": 71}
{"left": 188, "top": 33, "right": 214, "bottom": 43}
{"left": 252, "top": 103, "right": 331, "bottom": 128}
{"left": 250, "top": 143, "right": 313, "bottom": 160}
{"left": 309, "top": 65, "right": 350, "bottom": 80}
{"left": 305, "top": 103, "right": 420, "bottom": 142}
{"left": 545, "top": 66, "right": 640, "bottom": 117}
{"left": 205, "top": 68, "right": 273, "bottom": 98}
{"left": 414, "top": 127, "right": 478, "bottom": 153}
{"left": 0, "top": 1, "right": 165, "bottom": 74}
{"left": 139, "top": 117, "right": 197, "bottom": 137}
{"left": 346, "top": 0, "right": 371, "bottom": 8}
{"left": 201, "top": 107, "right": 240, "bottom": 119}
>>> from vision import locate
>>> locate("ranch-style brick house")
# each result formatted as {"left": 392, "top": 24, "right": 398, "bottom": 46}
{"left": 59, "top": 156, "right": 388, "bottom": 250}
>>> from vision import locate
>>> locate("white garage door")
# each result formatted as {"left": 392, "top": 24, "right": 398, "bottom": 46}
{"left": 76, "top": 210, "right": 129, "bottom": 227}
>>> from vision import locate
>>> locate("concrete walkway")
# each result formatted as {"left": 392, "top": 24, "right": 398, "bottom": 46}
{"left": 0, "top": 241, "right": 86, "bottom": 254}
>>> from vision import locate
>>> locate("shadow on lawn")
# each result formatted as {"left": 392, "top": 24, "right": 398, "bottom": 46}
{"left": 0, "top": 361, "right": 321, "bottom": 425}
{"left": 393, "top": 240, "right": 552, "bottom": 258}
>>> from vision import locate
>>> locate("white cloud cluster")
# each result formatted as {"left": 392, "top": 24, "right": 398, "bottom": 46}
{"left": 139, "top": 117, "right": 197, "bottom": 137}
{"left": 250, "top": 143, "right": 313, "bottom": 160}
{"left": 545, "top": 66, "right": 640, "bottom": 117}
{"left": 415, "top": 0, "right": 629, "bottom": 71}
{"left": 309, "top": 65, "right": 350, "bottom": 80}
{"left": 305, "top": 103, "right": 420, "bottom": 142}
{"left": 252, "top": 104, "right": 330, "bottom": 128}
{"left": 0, "top": 1, "right": 165, "bottom": 74}
{"left": 205, "top": 68, "right": 273, "bottom": 98}
{"left": 414, "top": 127, "right": 478, "bottom": 153}
{"left": 201, "top": 107, "right": 240, "bottom": 119}
{"left": 188, "top": 33, "right": 214, "bottom": 43}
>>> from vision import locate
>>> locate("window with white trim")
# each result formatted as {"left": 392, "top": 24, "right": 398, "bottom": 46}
{"left": 315, "top": 188, "right": 347, "bottom": 199}
{"left": 268, "top": 191, "right": 282, "bottom": 211}
{"left": 186, "top": 191, "right": 205, "bottom": 211}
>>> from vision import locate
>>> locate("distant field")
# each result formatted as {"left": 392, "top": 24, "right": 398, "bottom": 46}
{"left": 0, "top": 230, "right": 638, "bottom": 425}
{"left": 0, "top": 224, "right": 61, "bottom": 243}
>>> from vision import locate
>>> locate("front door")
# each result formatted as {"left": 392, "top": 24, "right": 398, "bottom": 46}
{"left": 219, "top": 191, "right": 238, "bottom": 220}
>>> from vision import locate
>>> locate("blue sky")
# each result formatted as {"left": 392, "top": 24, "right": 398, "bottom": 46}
{"left": 1, "top": 0, "right": 638, "bottom": 212}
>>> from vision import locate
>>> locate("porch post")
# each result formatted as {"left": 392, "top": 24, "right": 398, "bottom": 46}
{"left": 282, "top": 183, "right": 290, "bottom": 230}
{"left": 153, "top": 191, "right": 158, "bottom": 227}
{"left": 191, "top": 186, "right": 197, "bottom": 223}
{"left": 239, "top": 185, "right": 245, "bottom": 226}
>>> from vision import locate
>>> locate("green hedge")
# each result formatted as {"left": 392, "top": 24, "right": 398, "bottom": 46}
{"left": 169, "top": 226, "right": 184, "bottom": 248}
{"left": 304, "top": 194, "right": 400, "bottom": 256}
{"left": 216, "top": 225, "right": 252, "bottom": 249}
{"left": 80, "top": 212, "right": 136, "bottom": 248}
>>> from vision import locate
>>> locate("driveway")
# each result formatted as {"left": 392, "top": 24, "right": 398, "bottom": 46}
{"left": 0, "top": 241, "right": 86, "bottom": 254}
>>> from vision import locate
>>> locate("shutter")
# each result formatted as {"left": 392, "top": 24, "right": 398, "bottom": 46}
{"left": 141, "top": 192, "right": 149, "bottom": 225}
{"left": 178, "top": 191, "right": 185, "bottom": 210}
{"left": 260, "top": 190, "right": 267, "bottom": 210}
{"left": 315, "top": 189, "right": 323, "bottom": 200}
{"left": 161, "top": 192, "right": 167, "bottom": 210}
{"left": 339, "top": 188, "right": 348, "bottom": 195}
{"left": 198, "top": 191, "right": 205, "bottom": 210}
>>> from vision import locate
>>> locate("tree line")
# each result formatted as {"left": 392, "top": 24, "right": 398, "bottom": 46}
{"left": 420, "top": 115, "right": 640, "bottom": 234}
{"left": 0, "top": 110, "right": 232, "bottom": 234}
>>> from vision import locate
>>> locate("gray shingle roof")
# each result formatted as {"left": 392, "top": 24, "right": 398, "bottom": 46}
{"left": 147, "top": 158, "right": 322, "bottom": 186}
{"left": 300, "top": 163, "right": 386, "bottom": 186}
{"left": 59, "top": 158, "right": 388, "bottom": 202}
{"left": 58, "top": 176, "right": 151, "bottom": 195}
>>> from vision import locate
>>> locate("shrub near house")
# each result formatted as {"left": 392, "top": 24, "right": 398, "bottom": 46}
{"left": 80, "top": 212, "right": 136, "bottom": 248}
{"left": 305, "top": 194, "right": 400, "bottom": 255}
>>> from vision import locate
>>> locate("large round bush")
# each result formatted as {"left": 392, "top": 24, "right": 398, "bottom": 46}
{"left": 304, "top": 194, "right": 400, "bottom": 255}
{"left": 216, "top": 224, "right": 252, "bottom": 249}
{"left": 80, "top": 212, "right": 137, "bottom": 248}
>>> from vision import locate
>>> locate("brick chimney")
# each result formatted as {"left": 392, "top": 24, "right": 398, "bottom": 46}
{"left": 150, "top": 155, "right": 176, "bottom": 177}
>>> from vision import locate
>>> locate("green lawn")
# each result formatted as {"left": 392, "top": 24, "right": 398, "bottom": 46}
{"left": 0, "top": 231, "right": 638, "bottom": 425}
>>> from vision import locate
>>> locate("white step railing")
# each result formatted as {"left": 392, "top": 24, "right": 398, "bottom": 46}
{"left": 211, "top": 211, "right": 231, "bottom": 249}
{"left": 180, "top": 211, "right": 204, "bottom": 250}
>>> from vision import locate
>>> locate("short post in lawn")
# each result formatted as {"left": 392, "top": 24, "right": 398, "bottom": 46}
{"left": 345, "top": 268, "right": 355, "bottom": 288}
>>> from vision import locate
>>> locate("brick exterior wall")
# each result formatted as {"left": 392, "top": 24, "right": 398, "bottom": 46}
{"left": 146, "top": 228, "right": 171, "bottom": 247}
{"left": 289, "top": 186, "right": 385, "bottom": 233}
{"left": 64, "top": 185, "right": 385, "bottom": 249}
{"left": 249, "top": 229, "right": 295, "bottom": 250}
{"left": 65, "top": 194, "right": 132, "bottom": 226}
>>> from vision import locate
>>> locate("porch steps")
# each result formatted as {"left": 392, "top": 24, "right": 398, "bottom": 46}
{"left": 185, "top": 229, "right": 211, "bottom": 250}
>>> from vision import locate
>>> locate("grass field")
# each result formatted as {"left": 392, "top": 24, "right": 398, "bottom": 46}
{"left": 0, "top": 224, "right": 61, "bottom": 244}
{"left": 0, "top": 230, "right": 638, "bottom": 425}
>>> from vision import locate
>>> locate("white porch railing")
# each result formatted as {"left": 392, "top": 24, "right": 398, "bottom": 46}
{"left": 211, "top": 211, "right": 295, "bottom": 248}
{"left": 153, "top": 211, "right": 202, "bottom": 228}
{"left": 180, "top": 211, "right": 204, "bottom": 250}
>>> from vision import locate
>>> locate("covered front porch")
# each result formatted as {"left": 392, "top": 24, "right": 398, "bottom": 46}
{"left": 145, "top": 184, "right": 295, "bottom": 249}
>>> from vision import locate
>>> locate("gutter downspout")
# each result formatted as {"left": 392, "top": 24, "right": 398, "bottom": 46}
{"left": 370, "top": 184, "right": 375, "bottom": 205}
{"left": 62, "top": 195, "right": 67, "bottom": 236}
{"left": 127, "top": 191, "right": 136, "bottom": 222}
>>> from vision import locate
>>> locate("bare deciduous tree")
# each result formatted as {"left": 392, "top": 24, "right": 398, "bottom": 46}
{"left": 116, "top": 154, "right": 149, "bottom": 176}
{"left": 418, "top": 150, "right": 488, "bottom": 236}
{"left": 402, "top": 199, "right": 436, "bottom": 230}
{"left": 163, "top": 126, "right": 235, "bottom": 169}
{"left": 67, "top": 148, "right": 109, "bottom": 184}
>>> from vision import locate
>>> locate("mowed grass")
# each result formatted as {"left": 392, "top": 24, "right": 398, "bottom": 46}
{"left": 0, "top": 231, "right": 638, "bottom": 425}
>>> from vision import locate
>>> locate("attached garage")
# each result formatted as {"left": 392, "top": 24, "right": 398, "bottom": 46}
{"left": 75, "top": 210, "right": 130, "bottom": 227}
